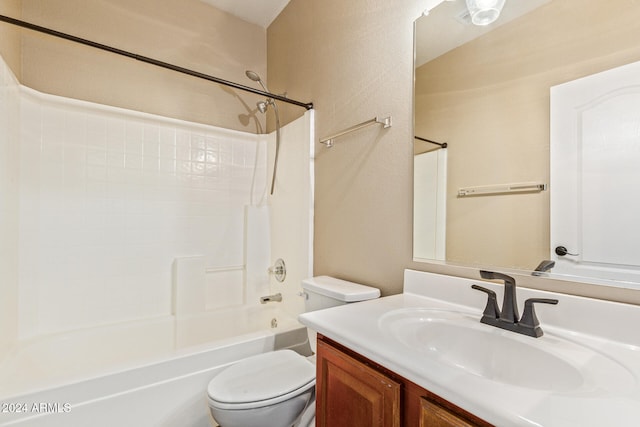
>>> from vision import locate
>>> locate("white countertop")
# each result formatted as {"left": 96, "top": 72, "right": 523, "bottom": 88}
{"left": 298, "top": 270, "right": 640, "bottom": 426}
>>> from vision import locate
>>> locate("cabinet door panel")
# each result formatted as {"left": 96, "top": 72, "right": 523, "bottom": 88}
{"left": 317, "top": 340, "right": 401, "bottom": 427}
{"left": 420, "top": 397, "right": 476, "bottom": 427}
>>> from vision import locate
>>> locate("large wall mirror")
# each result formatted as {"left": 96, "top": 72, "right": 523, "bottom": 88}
{"left": 413, "top": 0, "right": 640, "bottom": 289}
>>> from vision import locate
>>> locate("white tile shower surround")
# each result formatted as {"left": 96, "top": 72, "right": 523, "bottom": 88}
{"left": 13, "top": 79, "right": 270, "bottom": 339}
{"left": 0, "top": 51, "right": 315, "bottom": 423}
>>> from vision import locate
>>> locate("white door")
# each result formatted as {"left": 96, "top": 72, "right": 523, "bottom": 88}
{"left": 551, "top": 60, "right": 640, "bottom": 285}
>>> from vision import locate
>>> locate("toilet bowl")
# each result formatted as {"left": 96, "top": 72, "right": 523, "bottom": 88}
{"left": 207, "top": 350, "right": 315, "bottom": 427}
{"left": 207, "top": 276, "right": 380, "bottom": 427}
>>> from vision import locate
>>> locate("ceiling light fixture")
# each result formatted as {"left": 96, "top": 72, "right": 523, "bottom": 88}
{"left": 465, "top": 0, "right": 506, "bottom": 26}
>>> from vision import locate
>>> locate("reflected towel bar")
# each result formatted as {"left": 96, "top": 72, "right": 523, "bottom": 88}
{"left": 320, "top": 116, "right": 392, "bottom": 147}
{"left": 458, "top": 183, "right": 547, "bottom": 197}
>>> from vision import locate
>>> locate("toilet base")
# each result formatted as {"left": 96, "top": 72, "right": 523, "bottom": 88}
{"left": 295, "top": 395, "right": 315, "bottom": 427}
{"left": 209, "top": 389, "right": 313, "bottom": 427}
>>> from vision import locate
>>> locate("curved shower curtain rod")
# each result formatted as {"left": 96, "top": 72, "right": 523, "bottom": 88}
{"left": 0, "top": 14, "right": 314, "bottom": 111}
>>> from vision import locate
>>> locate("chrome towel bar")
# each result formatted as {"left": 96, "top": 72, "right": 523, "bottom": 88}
{"left": 320, "top": 116, "right": 392, "bottom": 147}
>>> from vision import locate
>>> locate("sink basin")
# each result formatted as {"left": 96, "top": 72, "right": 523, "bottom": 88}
{"left": 378, "top": 308, "right": 635, "bottom": 393}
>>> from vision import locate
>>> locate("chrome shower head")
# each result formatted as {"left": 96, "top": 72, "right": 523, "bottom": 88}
{"left": 246, "top": 69, "right": 281, "bottom": 195}
{"left": 256, "top": 101, "right": 268, "bottom": 114}
{"left": 246, "top": 70, "right": 271, "bottom": 114}
{"left": 245, "top": 69, "right": 268, "bottom": 92}
{"left": 245, "top": 70, "right": 262, "bottom": 82}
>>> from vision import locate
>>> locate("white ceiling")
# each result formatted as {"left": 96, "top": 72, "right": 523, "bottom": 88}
{"left": 199, "top": 0, "right": 291, "bottom": 28}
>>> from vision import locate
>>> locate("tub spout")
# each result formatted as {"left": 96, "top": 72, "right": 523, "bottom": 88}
{"left": 260, "top": 293, "right": 282, "bottom": 304}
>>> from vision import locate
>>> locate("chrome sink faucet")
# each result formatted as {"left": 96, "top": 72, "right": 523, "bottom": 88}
{"left": 472, "top": 270, "right": 558, "bottom": 338}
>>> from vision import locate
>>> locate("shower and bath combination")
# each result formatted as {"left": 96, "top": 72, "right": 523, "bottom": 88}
{"left": 246, "top": 70, "right": 281, "bottom": 195}
{"left": 0, "top": 15, "right": 318, "bottom": 425}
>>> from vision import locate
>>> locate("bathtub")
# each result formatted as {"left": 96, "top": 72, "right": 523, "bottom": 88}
{"left": 0, "top": 304, "right": 308, "bottom": 427}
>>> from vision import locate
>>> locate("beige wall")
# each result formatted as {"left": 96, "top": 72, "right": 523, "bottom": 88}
{"left": 415, "top": 0, "right": 640, "bottom": 271}
{"left": 0, "top": 0, "right": 22, "bottom": 76}
{"left": 268, "top": 0, "right": 428, "bottom": 296}
{"left": 269, "top": 0, "right": 640, "bottom": 304}
{"left": 20, "top": 0, "right": 267, "bottom": 132}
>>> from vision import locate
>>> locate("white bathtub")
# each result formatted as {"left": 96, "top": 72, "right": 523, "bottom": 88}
{"left": 0, "top": 305, "right": 308, "bottom": 427}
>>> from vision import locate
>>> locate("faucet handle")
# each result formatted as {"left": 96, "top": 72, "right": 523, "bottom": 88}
{"left": 471, "top": 285, "right": 501, "bottom": 320}
{"left": 519, "top": 298, "right": 559, "bottom": 337}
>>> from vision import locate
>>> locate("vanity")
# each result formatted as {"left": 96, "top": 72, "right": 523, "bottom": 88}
{"left": 299, "top": 270, "right": 640, "bottom": 426}
{"left": 316, "top": 335, "right": 489, "bottom": 426}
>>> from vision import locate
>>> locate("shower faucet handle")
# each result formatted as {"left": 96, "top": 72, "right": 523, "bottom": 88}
{"left": 267, "top": 258, "right": 287, "bottom": 282}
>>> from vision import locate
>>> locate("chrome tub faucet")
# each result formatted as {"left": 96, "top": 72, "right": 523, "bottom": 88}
{"left": 260, "top": 293, "right": 283, "bottom": 304}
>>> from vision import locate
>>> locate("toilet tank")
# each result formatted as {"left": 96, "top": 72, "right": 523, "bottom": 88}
{"left": 301, "top": 276, "right": 380, "bottom": 312}
{"left": 301, "top": 276, "right": 380, "bottom": 354}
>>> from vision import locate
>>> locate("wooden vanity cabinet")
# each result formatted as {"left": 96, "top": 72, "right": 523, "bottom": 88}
{"left": 316, "top": 336, "right": 401, "bottom": 427}
{"left": 316, "top": 335, "right": 493, "bottom": 427}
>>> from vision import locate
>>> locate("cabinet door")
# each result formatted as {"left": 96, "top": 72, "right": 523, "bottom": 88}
{"left": 419, "top": 397, "right": 476, "bottom": 427}
{"left": 316, "top": 339, "right": 401, "bottom": 427}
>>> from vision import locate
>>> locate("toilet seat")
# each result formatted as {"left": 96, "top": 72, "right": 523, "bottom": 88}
{"left": 207, "top": 350, "right": 315, "bottom": 411}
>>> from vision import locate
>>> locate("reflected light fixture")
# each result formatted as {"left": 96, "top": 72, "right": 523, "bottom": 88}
{"left": 465, "top": 0, "right": 506, "bottom": 26}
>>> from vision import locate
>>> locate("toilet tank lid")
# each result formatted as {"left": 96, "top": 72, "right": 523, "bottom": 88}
{"left": 301, "top": 276, "right": 380, "bottom": 302}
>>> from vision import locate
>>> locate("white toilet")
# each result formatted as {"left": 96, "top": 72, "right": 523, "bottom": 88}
{"left": 206, "top": 276, "right": 380, "bottom": 427}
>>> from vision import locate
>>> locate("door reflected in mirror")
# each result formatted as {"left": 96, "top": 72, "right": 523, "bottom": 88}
{"left": 413, "top": 0, "right": 640, "bottom": 288}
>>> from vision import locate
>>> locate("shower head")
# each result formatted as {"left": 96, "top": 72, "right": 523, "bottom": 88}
{"left": 245, "top": 69, "right": 269, "bottom": 92}
{"left": 246, "top": 70, "right": 272, "bottom": 114}
{"left": 246, "top": 69, "right": 281, "bottom": 196}
{"left": 256, "top": 101, "right": 268, "bottom": 114}
{"left": 245, "top": 70, "right": 262, "bottom": 82}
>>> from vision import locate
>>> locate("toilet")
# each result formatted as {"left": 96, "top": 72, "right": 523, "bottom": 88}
{"left": 206, "top": 276, "right": 380, "bottom": 427}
